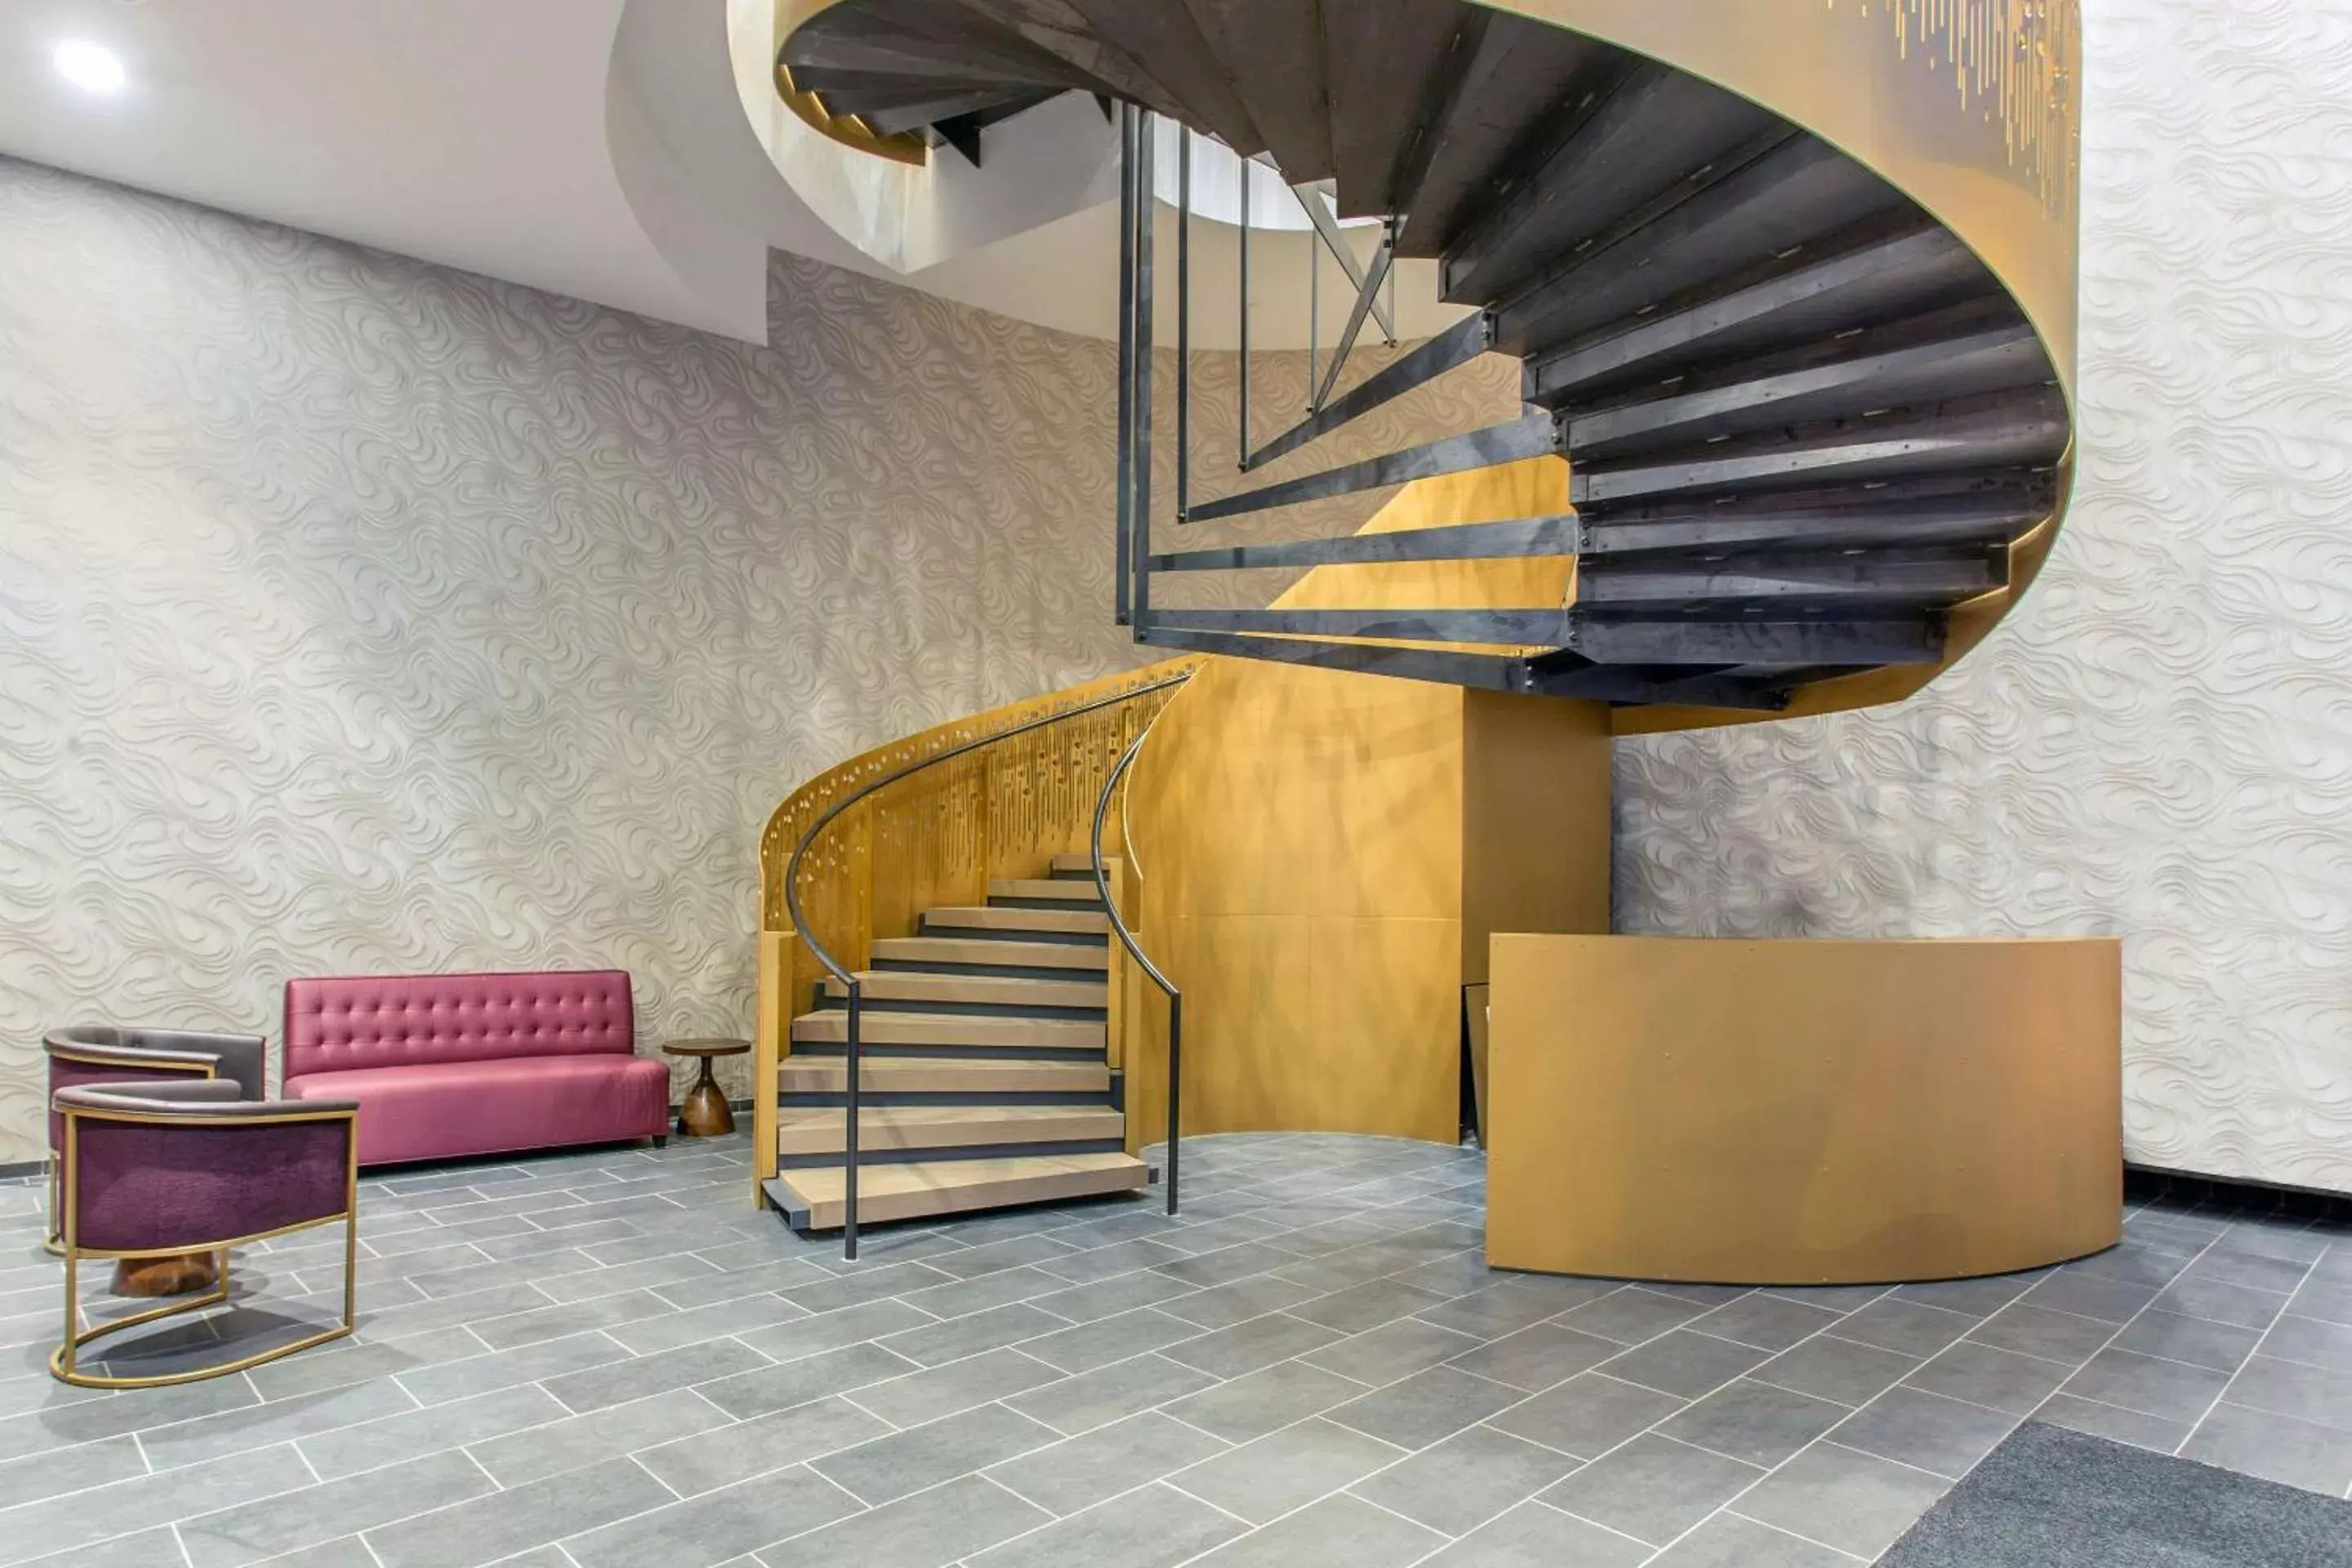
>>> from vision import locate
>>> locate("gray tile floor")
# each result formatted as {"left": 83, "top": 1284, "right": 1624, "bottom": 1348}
{"left": 2, "top": 1133, "right": 2350, "bottom": 1568}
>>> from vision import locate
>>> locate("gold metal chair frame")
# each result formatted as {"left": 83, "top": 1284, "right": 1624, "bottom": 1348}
{"left": 50, "top": 1102, "right": 360, "bottom": 1389}
{"left": 41, "top": 1048, "right": 218, "bottom": 1258}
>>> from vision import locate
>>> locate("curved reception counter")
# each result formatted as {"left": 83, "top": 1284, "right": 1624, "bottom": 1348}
{"left": 1486, "top": 935, "right": 2123, "bottom": 1285}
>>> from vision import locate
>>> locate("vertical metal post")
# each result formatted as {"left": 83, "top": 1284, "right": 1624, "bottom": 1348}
{"left": 1384, "top": 225, "right": 1400, "bottom": 348}
{"left": 1307, "top": 224, "right": 1320, "bottom": 414}
{"left": 1113, "top": 106, "right": 1137, "bottom": 627}
{"left": 1175, "top": 127, "right": 1191, "bottom": 525}
{"left": 1165, "top": 994, "right": 1182, "bottom": 1216}
{"left": 1134, "top": 114, "right": 1156, "bottom": 621}
{"left": 842, "top": 981, "right": 862, "bottom": 1259}
{"left": 1238, "top": 162, "right": 1250, "bottom": 471}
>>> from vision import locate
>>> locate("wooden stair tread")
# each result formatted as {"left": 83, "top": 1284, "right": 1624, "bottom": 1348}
{"left": 872, "top": 936, "right": 1108, "bottom": 972}
{"left": 768, "top": 1152, "right": 1151, "bottom": 1228}
{"left": 989, "top": 878, "right": 1105, "bottom": 903}
{"left": 1048, "top": 853, "right": 1118, "bottom": 875}
{"left": 924, "top": 905, "right": 1108, "bottom": 935}
{"left": 777, "top": 1104, "right": 1124, "bottom": 1156}
{"left": 777, "top": 1056, "right": 1110, "bottom": 1092}
{"left": 820, "top": 970, "right": 1107, "bottom": 1008}
{"left": 789, "top": 1009, "right": 1104, "bottom": 1050}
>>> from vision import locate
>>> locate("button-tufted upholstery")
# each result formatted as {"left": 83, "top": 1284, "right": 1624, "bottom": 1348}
{"left": 282, "top": 970, "right": 668, "bottom": 1166}
{"left": 284, "top": 970, "right": 635, "bottom": 1076}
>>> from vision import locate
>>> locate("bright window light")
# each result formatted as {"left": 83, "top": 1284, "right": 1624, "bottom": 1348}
{"left": 53, "top": 41, "right": 127, "bottom": 96}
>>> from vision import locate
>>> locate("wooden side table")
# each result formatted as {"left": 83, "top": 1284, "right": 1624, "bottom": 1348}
{"left": 663, "top": 1039, "right": 751, "bottom": 1138}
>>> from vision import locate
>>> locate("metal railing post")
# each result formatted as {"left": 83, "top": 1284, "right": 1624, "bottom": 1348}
{"left": 1114, "top": 105, "right": 1137, "bottom": 626}
{"left": 1090, "top": 689, "right": 1190, "bottom": 1218}
{"left": 1134, "top": 114, "right": 1156, "bottom": 621}
{"left": 1176, "top": 127, "right": 1192, "bottom": 526}
{"left": 843, "top": 980, "right": 861, "bottom": 1259}
{"left": 1238, "top": 161, "right": 1250, "bottom": 472}
{"left": 1164, "top": 992, "right": 1182, "bottom": 1216}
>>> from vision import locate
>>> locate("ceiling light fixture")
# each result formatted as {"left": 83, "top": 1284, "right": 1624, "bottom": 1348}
{"left": 53, "top": 40, "right": 127, "bottom": 95}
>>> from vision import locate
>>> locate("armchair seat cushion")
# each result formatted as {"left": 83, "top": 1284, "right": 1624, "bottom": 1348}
{"left": 284, "top": 1054, "right": 670, "bottom": 1167}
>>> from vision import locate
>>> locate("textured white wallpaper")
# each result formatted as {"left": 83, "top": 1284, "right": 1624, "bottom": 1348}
{"left": 0, "top": 156, "right": 1516, "bottom": 1165}
{"left": 1615, "top": 0, "right": 2352, "bottom": 1194}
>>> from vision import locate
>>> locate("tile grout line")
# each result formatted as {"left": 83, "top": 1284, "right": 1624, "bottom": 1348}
{"left": 2017, "top": 1227, "right": 2227, "bottom": 1444}
{"left": 2169, "top": 1242, "right": 2325, "bottom": 1459}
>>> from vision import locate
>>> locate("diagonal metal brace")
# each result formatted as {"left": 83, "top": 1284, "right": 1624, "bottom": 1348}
{"left": 1293, "top": 182, "right": 1396, "bottom": 344}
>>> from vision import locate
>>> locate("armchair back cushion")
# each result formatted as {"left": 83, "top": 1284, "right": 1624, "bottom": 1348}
{"left": 43, "top": 1027, "right": 270, "bottom": 1153}
{"left": 55, "top": 1086, "right": 355, "bottom": 1253}
{"left": 284, "top": 971, "right": 634, "bottom": 1077}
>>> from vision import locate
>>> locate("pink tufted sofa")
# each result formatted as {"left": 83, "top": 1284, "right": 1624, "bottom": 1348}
{"left": 280, "top": 970, "right": 670, "bottom": 1167}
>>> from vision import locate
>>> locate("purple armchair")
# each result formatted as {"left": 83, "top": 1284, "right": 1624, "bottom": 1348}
{"left": 49, "top": 1080, "right": 359, "bottom": 1388}
{"left": 42, "top": 1026, "right": 270, "bottom": 1255}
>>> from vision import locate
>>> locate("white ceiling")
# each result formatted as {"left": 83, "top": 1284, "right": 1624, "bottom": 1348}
{"left": 0, "top": 0, "right": 1465, "bottom": 350}
{"left": 0, "top": 0, "right": 779, "bottom": 334}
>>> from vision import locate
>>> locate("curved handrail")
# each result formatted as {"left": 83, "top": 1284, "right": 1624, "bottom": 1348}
{"left": 782, "top": 670, "right": 1194, "bottom": 1258}
{"left": 1089, "top": 675, "right": 1190, "bottom": 1215}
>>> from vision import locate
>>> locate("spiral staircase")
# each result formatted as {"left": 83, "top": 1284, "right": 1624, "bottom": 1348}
{"left": 780, "top": 0, "right": 2073, "bottom": 714}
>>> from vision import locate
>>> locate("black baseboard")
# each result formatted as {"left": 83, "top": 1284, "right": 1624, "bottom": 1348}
{"left": 2127, "top": 1163, "right": 2352, "bottom": 1224}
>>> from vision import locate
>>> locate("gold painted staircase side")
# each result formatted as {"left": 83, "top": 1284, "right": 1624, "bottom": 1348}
{"left": 777, "top": 1104, "right": 1125, "bottom": 1157}
{"left": 768, "top": 1153, "right": 1152, "bottom": 1230}
{"left": 789, "top": 1009, "right": 1107, "bottom": 1053}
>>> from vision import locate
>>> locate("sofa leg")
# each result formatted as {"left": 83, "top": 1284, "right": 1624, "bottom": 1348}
{"left": 653, "top": 1134, "right": 668, "bottom": 1149}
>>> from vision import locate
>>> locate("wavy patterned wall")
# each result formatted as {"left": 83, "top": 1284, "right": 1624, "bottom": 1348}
{"left": 1614, "top": 0, "right": 2352, "bottom": 1195}
{"left": 0, "top": 154, "right": 1516, "bottom": 1164}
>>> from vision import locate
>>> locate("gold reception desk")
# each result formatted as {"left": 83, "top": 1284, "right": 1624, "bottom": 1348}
{"left": 1486, "top": 935, "right": 2123, "bottom": 1285}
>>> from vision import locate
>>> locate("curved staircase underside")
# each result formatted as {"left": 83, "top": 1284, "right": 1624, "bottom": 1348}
{"left": 783, "top": 0, "right": 2072, "bottom": 711}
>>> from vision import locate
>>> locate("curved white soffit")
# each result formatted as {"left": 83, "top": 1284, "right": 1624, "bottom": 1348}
{"left": 609, "top": 0, "right": 1470, "bottom": 347}
{"left": 719, "top": 0, "right": 1122, "bottom": 278}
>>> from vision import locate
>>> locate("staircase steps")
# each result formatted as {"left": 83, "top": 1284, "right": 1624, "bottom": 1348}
{"left": 922, "top": 904, "right": 1109, "bottom": 938}
{"left": 771, "top": 858, "right": 1143, "bottom": 1231}
{"left": 763, "top": 1152, "right": 1152, "bottom": 1231}
{"left": 989, "top": 877, "right": 1107, "bottom": 906}
{"left": 871, "top": 935, "right": 1109, "bottom": 976}
{"left": 777, "top": 1103, "right": 1125, "bottom": 1160}
{"left": 789, "top": 1009, "right": 1105, "bottom": 1054}
{"left": 777, "top": 1054, "right": 1110, "bottom": 1098}
{"left": 777, "top": 0, "right": 2073, "bottom": 710}
{"left": 817, "top": 969, "right": 1107, "bottom": 1013}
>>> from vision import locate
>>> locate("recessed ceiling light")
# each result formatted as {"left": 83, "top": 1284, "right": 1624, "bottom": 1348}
{"left": 53, "top": 40, "right": 127, "bottom": 96}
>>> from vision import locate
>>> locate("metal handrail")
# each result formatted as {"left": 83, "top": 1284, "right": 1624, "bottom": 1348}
{"left": 782, "top": 670, "right": 1193, "bottom": 1258}
{"left": 1089, "top": 674, "right": 1191, "bottom": 1216}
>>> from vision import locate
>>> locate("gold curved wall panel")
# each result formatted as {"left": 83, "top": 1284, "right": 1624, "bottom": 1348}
{"left": 1122, "top": 459, "right": 1612, "bottom": 1147}
{"left": 1487, "top": 934, "right": 2123, "bottom": 1284}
